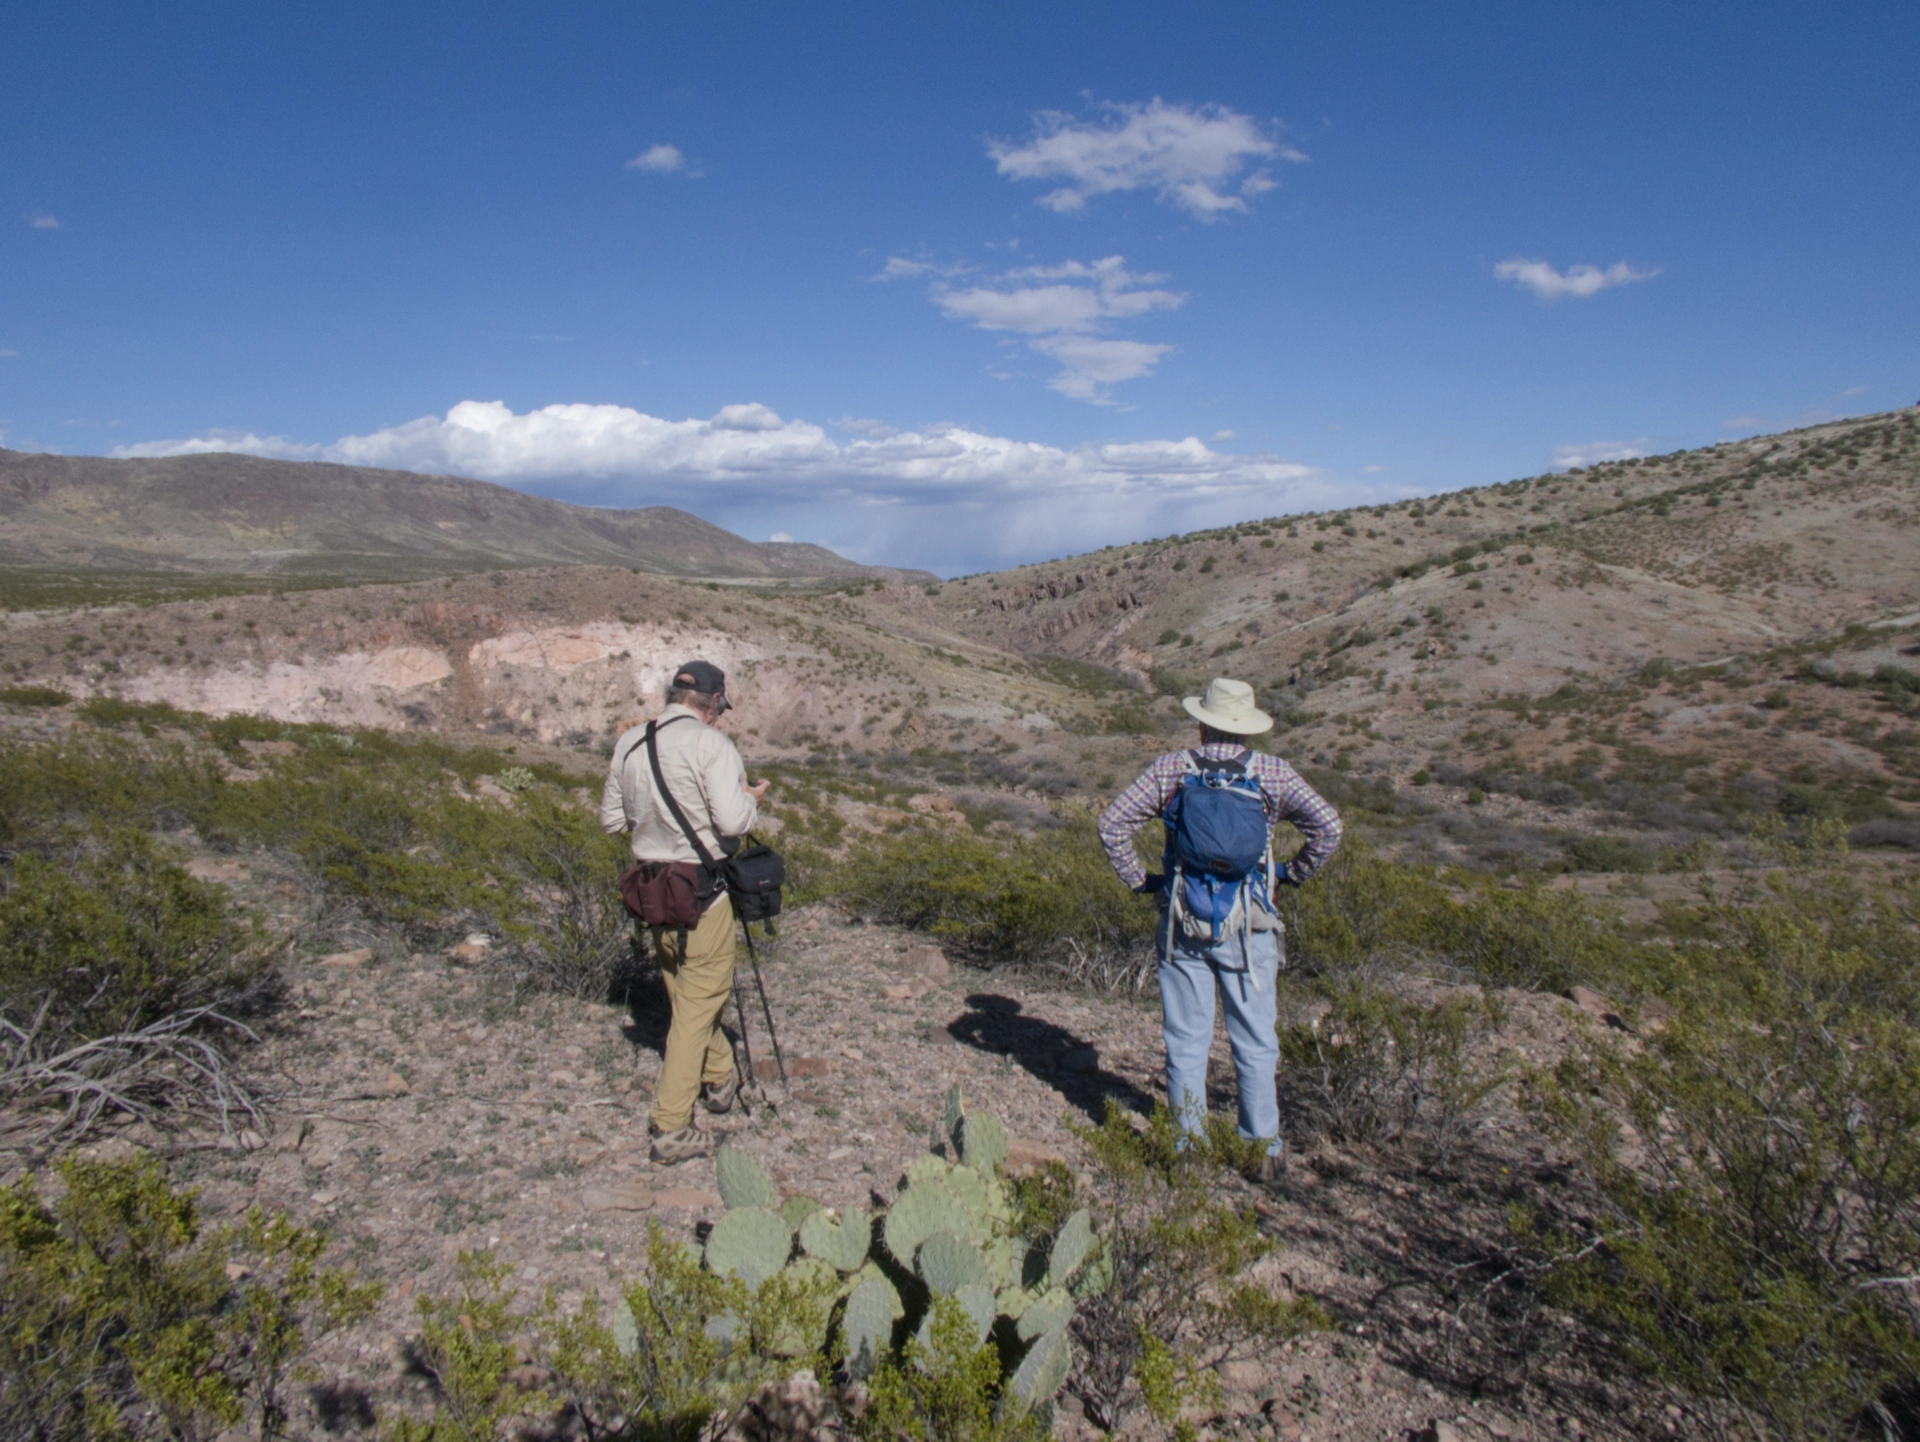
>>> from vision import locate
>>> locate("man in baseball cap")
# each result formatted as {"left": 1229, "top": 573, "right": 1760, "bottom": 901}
{"left": 600, "top": 659, "right": 765, "bottom": 1162}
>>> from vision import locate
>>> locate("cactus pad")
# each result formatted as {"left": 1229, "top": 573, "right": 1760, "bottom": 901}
{"left": 715, "top": 1145, "right": 780, "bottom": 1212}
{"left": 1009, "top": 1323, "right": 1072, "bottom": 1409}
{"left": 779, "top": 1194, "right": 823, "bottom": 1230}
{"left": 799, "top": 1206, "right": 870, "bottom": 1272}
{"left": 1016, "top": 1288, "right": 1074, "bottom": 1341}
{"left": 916, "top": 1230, "right": 990, "bottom": 1295}
{"left": 943, "top": 1082, "right": 966, "bottom": 1147}
{"left": 841, "top": 1274, "right": 899, "bottom": 1379}
{"left": 704, "top": 1205, "right": 792, "bottom": 1287}
{"left": 954, "top": 1282, "right": 997, "bottom": 1343}
{"left": 957, "top": 1111, "right": 1008, "bottom": 1173}
{"left": 1046, "top": 1208, "right": 1093, "bottom": 1287}
{"left": 884, "top": 1182, "right": 974, "bottom": 1262}
{"left": 943, "top": 1163, "right": 992, "bottom": 1220}
{"left": 904, "top": 1153, "right": 951, "bottom": 1188}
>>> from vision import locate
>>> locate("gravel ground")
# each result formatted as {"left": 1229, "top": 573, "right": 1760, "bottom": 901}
{"left": 48, "top": 864, "right": 1677, "bottom": 1441}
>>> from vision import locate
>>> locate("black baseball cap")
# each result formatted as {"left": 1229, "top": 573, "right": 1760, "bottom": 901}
{"left": 672, "top": 659, "right": 729, "bottom": 710}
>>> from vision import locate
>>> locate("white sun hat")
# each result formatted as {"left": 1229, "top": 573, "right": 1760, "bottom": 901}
{"left": 1182, "top": 677, "right": 1274, "bottom": 735}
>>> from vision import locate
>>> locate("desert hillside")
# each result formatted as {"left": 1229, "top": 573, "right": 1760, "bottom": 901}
{"left": 0, "top": 446, "right": 927, "bottom": 596}
{"left": 6, "top": 409, "right": 1914, "bottom": 873}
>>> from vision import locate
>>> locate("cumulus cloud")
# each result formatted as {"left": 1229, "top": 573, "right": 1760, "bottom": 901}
{"left": 1211, "top": 429, "right": 1237, "bottom": 442}
{"left": 29, "top": 214, "right": 59, "bottom": 229}
{"left": 1551, "top": 440, "right": 1650, "bottom": 470}
{"left": 1495, "top": 257, "right": 1659, "bottom": 301}
{"left": 898, "top": 255, "right": 1184, "bottom": 403}
{"left": 628, "top": 144, "right": 688, "bottom": 174}
{"left": 1029, "top": 336, "right": 1172, "bottom": 400}
{"left": 989, "top": 99, "right": 1292, "bottom": 219}
{"left": 113, "top": 400, "right": 1331, "bottom": 572}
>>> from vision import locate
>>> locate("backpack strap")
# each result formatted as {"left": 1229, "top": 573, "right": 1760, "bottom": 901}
{"left": 641, "top": 716, "right": 717, "bottom": 871}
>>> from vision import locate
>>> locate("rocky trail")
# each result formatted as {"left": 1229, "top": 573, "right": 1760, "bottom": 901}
{"left": 52, "top": 842, "right": 1687, "bottom": 1442}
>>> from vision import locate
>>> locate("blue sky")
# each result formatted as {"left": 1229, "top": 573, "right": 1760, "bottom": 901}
{"left": 4, "top": 1, "right": 1916, "bottom": 574}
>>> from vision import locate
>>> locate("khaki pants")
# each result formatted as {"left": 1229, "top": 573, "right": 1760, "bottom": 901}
{"left": 649, "top": 893, "right": 738, "bottom": 1132}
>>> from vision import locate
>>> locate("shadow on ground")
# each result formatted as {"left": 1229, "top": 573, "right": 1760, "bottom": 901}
{"left": 944, "top": 992, "right": 1156, "bottom": 1124}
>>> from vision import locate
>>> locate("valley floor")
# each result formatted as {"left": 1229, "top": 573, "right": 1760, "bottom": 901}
{"left": 61, "top": 865, "right": 1683, "bottom": 1441}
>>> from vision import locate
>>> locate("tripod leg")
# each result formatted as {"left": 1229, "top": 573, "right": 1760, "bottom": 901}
{"left": 741, "top": 923, "right": 789, "bottom": 1091}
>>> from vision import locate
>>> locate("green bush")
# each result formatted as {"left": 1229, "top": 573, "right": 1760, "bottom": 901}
{"left": 1067, "top": 1105, "right": 1329, "bottom": 1435}
{"left": 0, "top": 685, "right": 70, "bottom": 707}
{"left": 1525, "top": 837, "right": 1920, "bottom": 1436}
{"left": 0, "top": 827, "right": 275, "bottom": 1044}
{"left": 0, "top": 1158, "right": 379, "bottom": 1442}
{"left": 830, "top": 815, "right": 1158, "bottom": 989}
{"left": 1279, "top": 981, "right": 1509, "bottom": 1158}
{"left": 1562, "top": 834, "right": 1653, "bottom": 873}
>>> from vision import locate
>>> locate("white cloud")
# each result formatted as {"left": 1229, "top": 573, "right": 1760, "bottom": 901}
{"left": 989, "top": 99, "right": 1293, "bottom": 220}
{"left": 628, "top": 144, "right": 686, "bottom": 174}
{"left": 114, "top": 429, "right": 321, "bottom": 461}
{"left": 1551, "top": 440, "right": 1650, "bottom": 470}
{"left": 908, "top": 255, "right": 1185, "bottom": 403}
{"left": 1211, "top": 429, "right": 1238, "bottom": 442}
{"left": 1495, "top": 257, "right": 1659, "bottom": 301}
{"left": 29, "top": 214, "right": 59, "bottom": 230}
{"left": 114, "top": 400, "right": 1333, "bottom": 572}
{"left": 0, "top": 349, "right": 17, "bottom": 359}
{"left": 878, "top": 257, "right": 970, "bottom": 280}
{"left": 768, "top": 531, "right": 794, "bottom": 543}
{"left": 1030, "top": 336, "right": 1172, "bottom": 400}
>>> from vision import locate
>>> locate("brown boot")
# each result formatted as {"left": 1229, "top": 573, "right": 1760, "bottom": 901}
{"left": 701, "top": 1069, "right": 741, "bottom": 1115}
{"left": 649, "top": 1124, "right": 713, "bottom": 1165}
{"left": 1256, "top": 1142, "right": 1288, "bottom": 1184}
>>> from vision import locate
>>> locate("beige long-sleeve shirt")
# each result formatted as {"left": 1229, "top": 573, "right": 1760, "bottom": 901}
{"left": 599, "top": 705, "right": 759, "bottom": 863}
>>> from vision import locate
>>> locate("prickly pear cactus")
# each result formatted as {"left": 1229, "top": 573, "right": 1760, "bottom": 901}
{"left": 799, "top": 1205, "right": 869, "bottom": 1272}
{"left": 884, "top": 1181, "right": 975, "bottom": 1262}
{"left": 779, "top": 1194, "right": 822, "bottom": 1230}
{"left": 1015, "top": 1288, "right": 1074, "bottom": 1341}
{"left": 1009, "top": 1323, "right": 1072, "bottom": 1409}
{"left": 943, "top": 1083, "right": 966, "bottom": 1149}
{"left": 1046, "top": 1207, "right": 1094, "bottom": 1288}
{"left": 841, "top": 1273, "right": 901, "bottom": 1380}
{"left": 764, "top": 1257, "right": 838, "bottom": 1358}
{"left": 956, "top": 1111, "right": 1008, "bottom": 1173}
{"left": 914, "top": 1282, "right": 997, "bottom": 1350}
{"left": 704, "top": 1205, "right": 792, "bottom": 1287}
{"left": 715, "top": 1144, "right": 780, "bottom": 1212}
{"left": 916, "top": 1230, "right": 990, "bottom": 1295}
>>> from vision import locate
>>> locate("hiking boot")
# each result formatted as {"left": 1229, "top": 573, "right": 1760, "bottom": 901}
{"left": 701, "top": 1070, "right": 741, "bottom": 1115}
{"left": 649, "top": 1125, "right": 713, "bottom": 1165}
{"left": 1256, "top": 1142, "right": 1288, "bottom": 1184}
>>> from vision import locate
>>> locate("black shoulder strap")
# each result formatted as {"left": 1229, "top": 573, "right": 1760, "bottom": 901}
{"left": 643, "top": 717, "right": 715, "bottom": 869}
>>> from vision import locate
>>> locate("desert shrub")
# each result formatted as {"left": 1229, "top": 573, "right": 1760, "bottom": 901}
{"left": 0, "top": 685, "right": 70, "bottom": 707}
{"left": 1526, "top": 836, "right": 1920, "bottom": 1437}
{"left": 1280, "top": 838, "right": 1636, "bottom": 994}
{"left": 0, "top": 1158, "right": 378, "bottom": 1442}
{"left": 0, "top": 827, "right": 274, "bottom": 1043}
{"left": 857, "top": 1296, "right": 1047, "bottom": 1442}
{"left": 832, "top": 815, "right": 1158, "bottom": 989}
{"left": 1562, "top": 834, "right": 1653, "bottom": 873}
{"left": 1067, "top": 1104, "right": 1329, "bottom": 1435}
{"left": 1278, "top": 981, "right": 1509, "bottom": 1158}
{"left": 0, "top": 826, "right": 278, "bottom": 1146}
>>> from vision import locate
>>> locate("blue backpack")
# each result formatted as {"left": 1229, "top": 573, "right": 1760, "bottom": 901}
{"left": 1163, "top": 751, "right": 1273, "bottom": 943}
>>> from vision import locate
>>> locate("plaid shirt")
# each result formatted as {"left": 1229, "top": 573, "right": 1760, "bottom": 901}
{"left": 1097, "top": 743, "right": 1344, "bottom": 892}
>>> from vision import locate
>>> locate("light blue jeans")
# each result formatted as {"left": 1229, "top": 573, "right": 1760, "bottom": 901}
{"left": 1157, "top": 912, "right": 1283, "bottom": 1156}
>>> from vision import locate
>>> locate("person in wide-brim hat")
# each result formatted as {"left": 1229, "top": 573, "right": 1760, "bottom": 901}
{"left": 1095, "top": 674, "right": 1343, "bottom": 1181}
{"left": 1180, "top": 677, "right": 1274, "bottom": 735}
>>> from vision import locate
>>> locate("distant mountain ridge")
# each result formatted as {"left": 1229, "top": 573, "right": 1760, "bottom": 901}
{"left": 0, "top": 448, "right": 920, "bottom": 585}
